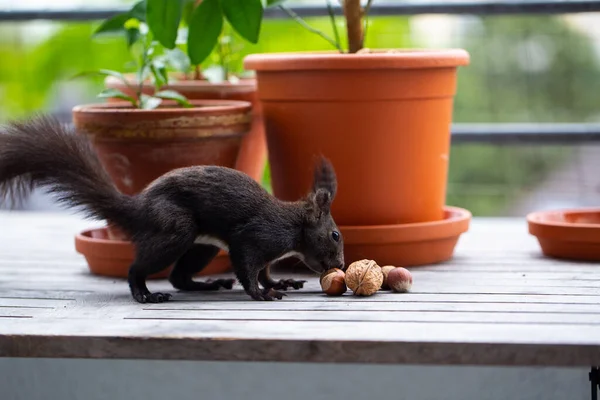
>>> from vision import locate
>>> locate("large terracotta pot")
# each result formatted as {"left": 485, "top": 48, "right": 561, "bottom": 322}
{"left": 244, "top": 49, "right": 470, "bottom": 226}
{"left": 104, "top": 76, "right": 267, "bottom": 184}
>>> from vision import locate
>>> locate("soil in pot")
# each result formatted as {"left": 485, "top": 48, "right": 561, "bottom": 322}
{"left": 104, "top": 75, "right": 267, "bottom": 184}
{"left": 244, "top": 49, "right": 470, "bottom": 226}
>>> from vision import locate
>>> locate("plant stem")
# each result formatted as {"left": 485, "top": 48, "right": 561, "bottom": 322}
{"left": 363, "top": 0, "right": 374, "bottom": 45}
{"left": 218, "top": 34, "right": 227, "bottom": 82}
{"left": 325, "top": 0, "right": 341, "bottom": 52}
{"left": 279, "top": 5, "right": 342, "bottom": 52}
{"left": 224, "top": 34, "right": 232, "bottom": 81}
{"left": 194, "top": 64, "right": 202, "bottom": 80}
{"left": 136, "top": 34, "right": 150, "bottom": 108}
{"left": 343, "top": 0, "right": 363, "bottom": 53}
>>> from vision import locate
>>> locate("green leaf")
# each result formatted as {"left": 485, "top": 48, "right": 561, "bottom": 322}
{"left": 97, "top": 69, "right": 130, "bottom": 85}
{"left": 93, "top": 13, "right": 130, "bottom": 36}
{"left": 146, "top": 0, "right": 183, "bottom": 49}
{"left": 97, "top": 88, "right": 136, "bottom": 105}
{"left": 150, "top": 63, "right": 169, "bottom": 89}
{"left": 140, "top": 94, "right": 163, "bottom": 109}
{"left": 187, "top": 0, "right": 223, "bottom": 65}
{"left": 182, "top": 0, "right": 197, "bottom": 26}
{"left": 165, "top": 48, "right": 191, "bottom": 72}
{"left": 93, "top": 1, "right": 147, "bottom": 38}
{"left": 125, "top": 27, "right": 141, "bottom": 48}
{"left": 220, "top": 0, "right": 263, "bottom": 43}
{"left": 129, "top": 0, "right": 148, "bottom": 21}
{"left": 266, "top": 0, "right": 286, "bottom": 7}
{"left": 154, "top": 90, "right": 193, "bottom": 108}
{"left": 71, "top": 69, "right": 131, "bottom": 87}
{"left": 137, "top": 65, "right": 151, "bottom": 86}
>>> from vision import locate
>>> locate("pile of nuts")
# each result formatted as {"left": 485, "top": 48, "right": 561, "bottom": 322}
{"left": 319, "top": 259, "right": 413, "bottom": 297}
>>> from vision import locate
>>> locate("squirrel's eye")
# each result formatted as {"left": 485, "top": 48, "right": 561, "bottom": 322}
{"left": 331, "top": 231, "right": 340, "bottom": 242}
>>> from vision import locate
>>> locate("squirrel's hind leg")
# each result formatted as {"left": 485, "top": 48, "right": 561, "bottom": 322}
{"left": 127, "top": 231, "right": 196, "bottom": 304}
{"left": 168, "top": 244, "right": 235, "bottom": 291}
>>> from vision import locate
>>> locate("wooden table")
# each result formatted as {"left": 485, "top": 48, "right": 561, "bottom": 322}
{"left": 1, "top": 210, "right": 599, "bottom": 383}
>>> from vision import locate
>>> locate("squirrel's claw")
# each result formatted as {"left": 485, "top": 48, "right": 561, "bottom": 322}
{"left": 134, "top": 292, "right": 172, "bottom": 303}
{"left": 271, "top": 279, "right": 306, "bottom": 291}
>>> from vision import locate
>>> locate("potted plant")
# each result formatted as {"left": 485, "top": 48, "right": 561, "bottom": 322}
{"left": 94, "top": 0, "right": 268, "bottom": 184}
{"left": 72, "top": 4, "right": 253, "bottom": 278}
{"left": 243, "top": 0, "right": 472, "bottom": 266}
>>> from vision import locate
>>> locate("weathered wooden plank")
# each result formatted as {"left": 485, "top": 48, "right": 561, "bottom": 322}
{"left": 0, "top": 308, "right": 50, "bottom": 318}
{"left": 3, "top": 289, "right": 600, "bottom": 306}
{"left": 0, "top": 318, "right": 599, "bottom": 366}
{"left": 151, "top": 292, "right": 600, "bottom": 305}
{"left": 0, "top": 298, "right": 71, "bottom": 307}
{"left": 6, "top": 268, "right": 600, "bottom": 285}
{"left": 139, "top": 301, "right": 600, "bottom": 314}
{"left": 0, "top": 290, "right": 87, "bottom": 299}
{"left": 125, "top": 309, "right": 600, "bottom": 325}
{"left": 19, "top": 297, "right": 600, "bottom": 319}
{"left": 3, "top": 279, "right": 600, "bottom": 296}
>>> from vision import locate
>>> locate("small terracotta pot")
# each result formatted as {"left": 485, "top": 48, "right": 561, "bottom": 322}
{"left": 75, "top": 227, "right": 230, "bottom": 279}
{"left": 72, "top": 99, "right": 252, "bottom": 195}
{"left": 244, "top": 49, "right": 470, "bottom": 226}
{"left": 340, "top": 206, "right": 471, "bottom": 267}
{"left": 71, "top": 99, "right": 251, "bottom": 277}
{"left": 528, "top": 208, "right": 600, "bottom": 261}
{"left": 104, "top": 75, "right": 267, "bottom": 183}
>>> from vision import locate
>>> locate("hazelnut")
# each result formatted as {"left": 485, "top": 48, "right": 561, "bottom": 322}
{"left": 380, "top": 265, "right": 396, "bottom": 290}
{"left": 345, "top": 259, "right": 383, "bottom": 296}
{"left": 387, "top": 267, "right": 413, "bottom": 293}
{"left": 320, "top": 268, "right": 347, "bottom": 296}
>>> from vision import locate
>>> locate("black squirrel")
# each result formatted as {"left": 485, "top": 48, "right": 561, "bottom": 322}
{"left": 0, "top": 116, "right": 345, "bottom": 303}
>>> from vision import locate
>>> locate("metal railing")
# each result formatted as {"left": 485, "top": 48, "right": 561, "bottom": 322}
{"left": 2, "top": 1, "right": 600, "bottom": 21}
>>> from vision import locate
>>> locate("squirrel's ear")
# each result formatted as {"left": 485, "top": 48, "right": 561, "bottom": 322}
{"left": 315, "top": 188, "right": 331, "bottom": 213}
{"left": 312, "top": 156, "right": 337, "bottom": 200}
{"left": 304, "top": 188, "right": 331, "bottom": 224}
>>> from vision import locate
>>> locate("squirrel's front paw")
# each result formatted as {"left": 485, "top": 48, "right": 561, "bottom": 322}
{"left": 272, "top": 279, "right": 306, "bottom": 291}
{"left": 248, "top": 288, "right": 286, "bottom": 301}
{"left": 206, "top": 278, "right": 236, "bottom": 290}
{"left": 134, "top": 292, "right": 172, "bottom": 303}
{"left": 262, "top": 288, "right": 286, "bottom": 300}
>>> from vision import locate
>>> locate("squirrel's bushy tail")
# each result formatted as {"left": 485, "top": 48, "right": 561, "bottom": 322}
{"left": 0, "top": 115, "right": 138, "bottom": 229}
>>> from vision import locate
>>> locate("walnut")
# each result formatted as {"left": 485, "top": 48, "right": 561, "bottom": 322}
{"left": 344, "top": 259, "right": 383, "bottom": 296}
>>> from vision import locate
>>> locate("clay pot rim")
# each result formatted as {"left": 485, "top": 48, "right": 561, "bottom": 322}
{"left": 72, "top": 99, "right": 252, "bottom": 115}
{"left": 244, "top": 48, "right": 470, "bottom": 71}
{"left": 527, "top": 208, "right": 600, "bottom": 244}
{"left": 75, "top": 227, "right": 230, "bottom": 278}
{"left": 104, "top": 74, "right": 257, "bottom": 93}
{"left": 339, "top": 206, "right": 471, "bottom": 244}
{"left": 527, "top": 207, "right": 600, "bottom": 228}
{"left": 75, "top": 227, "right": 227, "bottom": 257}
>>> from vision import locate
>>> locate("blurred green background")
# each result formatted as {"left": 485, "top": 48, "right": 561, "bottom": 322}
{"left": 1, "top": 3, "right": 599, "bottom": 216}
